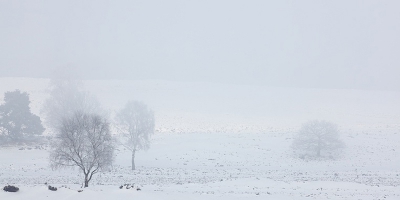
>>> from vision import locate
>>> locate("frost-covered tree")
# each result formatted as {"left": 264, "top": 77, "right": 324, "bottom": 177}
{"left": 0, "top": 90, "right": 44, "bottom": 144}
{"left": 292, "top": 120, "right": 344, "bottom": 159}
{"left": 50, "top": 112, "right": 114, "bottom": 187}
{"left": 115, "top": 101, "right": 155, "bottom": 170}
{"left": 42, "top": 74, "right": 103, "bottom": 131}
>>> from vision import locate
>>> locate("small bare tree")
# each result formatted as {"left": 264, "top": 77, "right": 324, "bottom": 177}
{"left": 50, "top": 112, "right": 114, "bottom": 187}
{"left": 292, "top": 120, "right": 344, "bottom": 159}
{"left": 115, "top": 101, "right": 155, "bottom": 170}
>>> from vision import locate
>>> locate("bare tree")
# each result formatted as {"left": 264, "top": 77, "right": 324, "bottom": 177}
{"left": 292, "top": 120, "right": 344, "bottom": 159}
{"left": 50, "top": 112, "right": 114, "bottom": 187}
{"left": 115, "top": 101, "right": 155, "bottom": 170}
{"left": 42, "top": 69, "right": 104, "bottom": 132}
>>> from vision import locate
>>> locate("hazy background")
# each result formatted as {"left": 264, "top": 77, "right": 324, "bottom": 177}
{"left": 1, "top": 1, "right": 399, "bottom": 90}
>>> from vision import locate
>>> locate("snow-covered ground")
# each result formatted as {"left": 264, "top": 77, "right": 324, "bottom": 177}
{"left": 0, "top": 77, "right": 399, "bottom": 199}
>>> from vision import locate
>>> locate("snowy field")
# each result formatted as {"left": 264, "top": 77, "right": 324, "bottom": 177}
{"left": 0, "top": 77, "right": 399, "bottom": 199}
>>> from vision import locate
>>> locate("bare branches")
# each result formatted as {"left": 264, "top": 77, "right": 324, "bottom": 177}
{"left": 49, "top": 112, "right": 114, "bottom": 187}
{"left": 42, "top": 76, "right": 105, "bottom": 132}
{"left": 292, "top": 120, "right": 344, "bottom": 160}
{"left": 115, "top": 101, "right": 155, "bottom": 170}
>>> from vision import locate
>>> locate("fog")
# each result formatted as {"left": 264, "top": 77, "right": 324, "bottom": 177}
{"left": 1, "top": 2, "right": 400, "bottom": 198}
{"left": 1, "top": 1, "right": 400, "bottom": 90}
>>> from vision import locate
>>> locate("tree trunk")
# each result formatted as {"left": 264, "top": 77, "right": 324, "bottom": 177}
{"left": 84, "top": 173, "right": 89, "bottom": 187}
{"left": 132, "top": 150, "right": 136, "bottom": 170}
{"left": 317, "top": 137, "right": 321, "bottom": 157}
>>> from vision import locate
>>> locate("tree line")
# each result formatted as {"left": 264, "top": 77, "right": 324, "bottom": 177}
{"left": 0, "top": 76, "right": 155, "bottom": 187}
{"left": 0, "top": 77, "right": 345, "bottom": 187}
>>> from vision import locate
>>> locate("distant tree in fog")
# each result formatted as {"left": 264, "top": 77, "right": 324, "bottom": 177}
{"left": 42, "top": 75, "right": 104, "bottom": 131}
{"left": 291, "top": 120, "right": 344, "bottom": 159}
{"left": 50, "top": 111, "right": 114, "bottom": 187}
{"left": 115, "top": 101, "right": 155, "bottom": 170}
{"left": 0, "top": 90, "right": 44, "bottom": 144}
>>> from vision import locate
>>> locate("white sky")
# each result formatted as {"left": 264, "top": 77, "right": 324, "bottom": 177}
{"left": 1, "top": 1, "right": 399, "bottom": 90}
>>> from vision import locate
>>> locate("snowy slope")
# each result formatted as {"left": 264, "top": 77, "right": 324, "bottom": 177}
{"left": 1, "top": 131, "right": 399, "bottom": 199}
{"left": 0, "top": 77, "right": 399, "bottom": 199}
